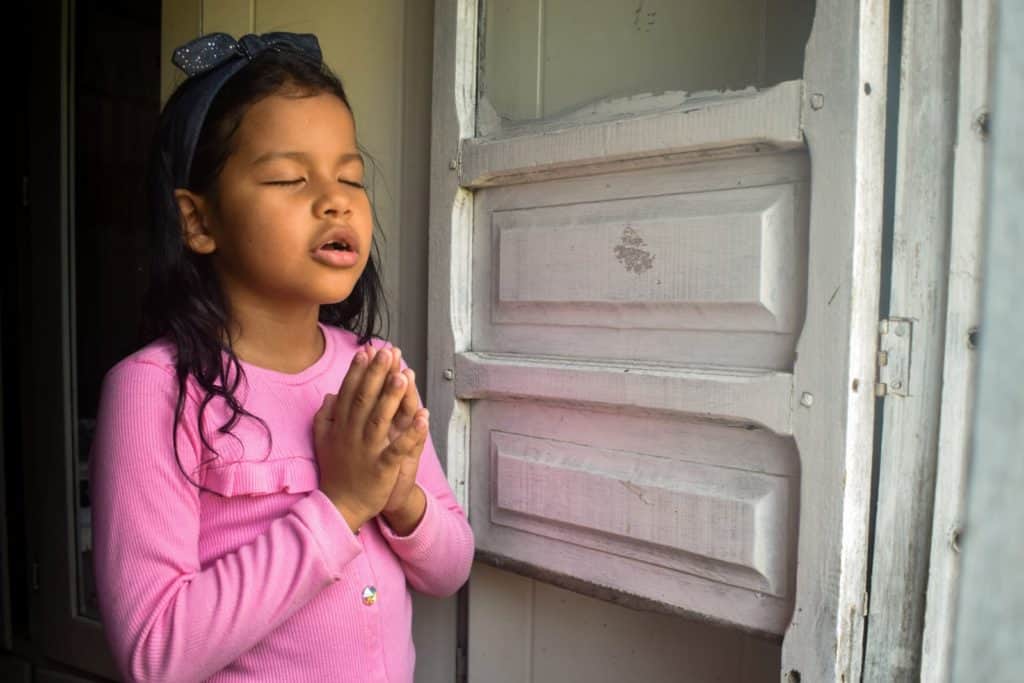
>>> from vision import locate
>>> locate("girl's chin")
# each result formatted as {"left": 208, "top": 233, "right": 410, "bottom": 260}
{"left": 318, "top": 287, "right": 358, "bottom": 306}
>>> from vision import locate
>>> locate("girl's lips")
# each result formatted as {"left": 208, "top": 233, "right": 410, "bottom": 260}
{"left": 311, "top": 247, "right": 360, "bottom": 267}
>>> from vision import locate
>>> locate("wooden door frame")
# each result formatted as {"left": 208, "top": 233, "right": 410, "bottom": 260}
{"left": 21, "top": 0, "right": 117, "bottom": 678}
{"left": 429, "top": 1, "right": 889, "bottom": 680}
{"left": 779, "top": 1, "right": 888, "bottom": 679}
{"left": 864, "top": 0, "right": 995, "bottom": 680}
{"left": 918, "top": 0, "right": 994, "bottom": 677}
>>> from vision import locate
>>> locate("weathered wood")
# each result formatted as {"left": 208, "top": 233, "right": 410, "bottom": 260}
{"left": 472, "top": 153, "right": 811, "bottom": 372}
{"left": 427, "top": 0, "right": 476, "bottom": 509}
{"left": 491, "top": 430, "right": 793, "bottom": 595}
{"left": 455, "top": 351, "right": 794, "bottom": 436}
{"left": 862, "top": 0, "right": 960, "bottom": 680}
{"left": 470, "top": 400, "right": 796, "bottom": 636}
{"left": 919, "top": 1, "right": 993, "bottom": 679}
{"left": 462, "top": 80, "right": 805, "bottom": 187}
{"left": 780, "top": 0, "right": 888, "bottom": 680}
{"left": 950, "top": 2, "right": 1024, "bottom": 675}
{"left": 438, "top": 0, "right": 887, "bottom": 675}
{"left": 491, "top": 184, "right": 804, "bottom": 332}
{"left": 461, "top": 61, "right": 810, "bottom": 631}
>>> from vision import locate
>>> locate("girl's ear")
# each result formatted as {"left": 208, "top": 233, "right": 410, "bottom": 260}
{"left": 173, "top": 188, "right": 217, "bottom": 255}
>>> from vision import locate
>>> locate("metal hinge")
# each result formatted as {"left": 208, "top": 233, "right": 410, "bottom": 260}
{"left": 875, "top": 317, "right": 913, "bottom": 397}
{"left": 31, "top": 562, "right": 39, "bottom": 592}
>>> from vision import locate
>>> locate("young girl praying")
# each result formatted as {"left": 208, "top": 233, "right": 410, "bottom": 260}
{"left": 89, "top": 32, "right": 474, "bottom": 682}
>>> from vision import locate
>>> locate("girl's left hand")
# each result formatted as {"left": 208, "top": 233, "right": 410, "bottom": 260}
{"left": 365, "top": 344, "right": 427, "bottom": 532}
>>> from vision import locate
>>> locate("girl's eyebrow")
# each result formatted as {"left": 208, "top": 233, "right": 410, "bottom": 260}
{"left": 251, "top": 150, "right": 365, "bottom": 167}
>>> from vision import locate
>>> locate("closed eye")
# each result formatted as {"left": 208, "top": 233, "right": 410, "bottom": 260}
{"left": 264, "top": 179, "right": 365, "bottom": 189}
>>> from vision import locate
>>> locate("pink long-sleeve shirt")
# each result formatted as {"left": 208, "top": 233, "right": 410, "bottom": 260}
{"left": 89, "top": 322, "right": 475, "bottom": 682}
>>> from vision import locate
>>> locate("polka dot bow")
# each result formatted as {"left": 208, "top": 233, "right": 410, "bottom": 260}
{"left": 171, "top": 31, "right": 322, "bottom": 78}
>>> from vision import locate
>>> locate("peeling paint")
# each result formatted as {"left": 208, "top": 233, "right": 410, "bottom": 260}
{"left": 620, "top": 480, "right": 654, "bottom": 505}
{"left": 614, "top": 225, "right": 655, "bottom": 273}
{"left": 633, "top": 1, "right": 657, "bottom": 33}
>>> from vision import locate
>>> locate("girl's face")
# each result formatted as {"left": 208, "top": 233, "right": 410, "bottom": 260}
{"left": 185, "top": 91, "right": 373, "bottom": 317}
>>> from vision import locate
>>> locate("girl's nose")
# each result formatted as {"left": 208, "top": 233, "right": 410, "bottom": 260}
{"left": 312, "top": 179, "right": 353, "bottom": 218}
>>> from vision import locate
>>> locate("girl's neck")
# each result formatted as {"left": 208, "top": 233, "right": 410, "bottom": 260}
{"left": 226, "top": 307, "right": 325, "bottom": 374}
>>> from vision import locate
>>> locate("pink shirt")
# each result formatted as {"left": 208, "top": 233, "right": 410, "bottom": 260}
{"left": 90, "top": 322, "right": 475, "bottom": 682}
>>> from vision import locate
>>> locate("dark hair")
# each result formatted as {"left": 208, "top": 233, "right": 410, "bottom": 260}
{"left": 141, "top": 46, "right": 389, "bottom": 491}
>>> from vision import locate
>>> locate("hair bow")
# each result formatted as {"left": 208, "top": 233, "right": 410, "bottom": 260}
{"left": 172, "top": 31, "right": 322, "bottom": 78}
{"left": 163, "top": 31, "right": 324, "bottom": 188}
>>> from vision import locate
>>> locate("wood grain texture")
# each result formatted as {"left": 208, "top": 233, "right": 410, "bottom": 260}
{"left": 469, "top": 401, "right": 797, "bottom": 636}
{"left": 780, "top": 0, "right": 888, "bottom": 680}
{"left": 919, "top": 1, "right": 993, "bottom": 679}
{"left": 433, "top": 0, "right": 886, "bottom": 673}
{"left": 492, "top": 184, "right": 804, "bottom": 333}
{"left": 426, "top": 0, "right": 476, "bottom": 509}
{"left": 455, "top": 351, "right": 794, "bottom": 435}
{"left": 863, "top": 0, "right": 960, "bottom": 679}
{"left": 462, "top": 80, "right": 805, "bottom": 187}
{"left": 490, "top": 430, "right": 793, "bottom": 595}
{"left": 950, "top": 3, "right": 1024, "bottom": 675}
{"left": 472, "top": 154, "right": 810, "bottom": 371}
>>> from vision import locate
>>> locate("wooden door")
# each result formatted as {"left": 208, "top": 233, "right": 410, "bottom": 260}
{"left": 427, "top": 1, "right": 888, "bottom": 680}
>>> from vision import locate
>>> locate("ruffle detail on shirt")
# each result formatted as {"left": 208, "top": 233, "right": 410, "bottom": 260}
{"left": 200, "top": 456, "right": 319, "bottom": 497}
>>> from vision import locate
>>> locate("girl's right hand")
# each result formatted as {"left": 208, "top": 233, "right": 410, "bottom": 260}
{"left": 313, "top": 345, "right": 425, "bottom": 533}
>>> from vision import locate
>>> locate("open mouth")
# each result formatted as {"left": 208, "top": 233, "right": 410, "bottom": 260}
{"left": 312, "top": 238, "right": 360, "bottom": 267}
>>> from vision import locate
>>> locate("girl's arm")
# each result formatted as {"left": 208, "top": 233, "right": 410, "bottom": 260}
{"left": 374, "top": 357, "right": 475, "bottom": 597}
{"left": 90, "top": 359, "right": 362, "bottom": 683}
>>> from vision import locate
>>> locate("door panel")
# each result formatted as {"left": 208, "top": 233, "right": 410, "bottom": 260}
{"left": 471, "top": 401, "right": 798, "bottom": 633}
{"left": 471, "top": 154, "right": 809, "bottom": 369}
{"left": 462, "top": 152, "right": 808, "bottom": 632}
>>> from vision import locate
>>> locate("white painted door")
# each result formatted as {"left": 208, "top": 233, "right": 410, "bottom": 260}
{"left": 426, "top": 1, "right": 887, "bottom": 680}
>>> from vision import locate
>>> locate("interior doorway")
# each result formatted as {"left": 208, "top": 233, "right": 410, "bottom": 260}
{"left": 3, "top": 0, "right": 161, "bottom": 679}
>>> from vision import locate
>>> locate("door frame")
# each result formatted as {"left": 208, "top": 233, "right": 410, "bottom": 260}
{"left": 20, "top": 0, "right": 118, "bottom": 678}
{"left": 864, "top": 0, "right": 994, "bottom": 679}
{"left": 428, "top": 1, "right": 889, "bottom": 680}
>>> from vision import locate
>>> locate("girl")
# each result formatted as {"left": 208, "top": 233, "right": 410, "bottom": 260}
{"left": 89, "top": 32, "right": 474, "bottom": 682}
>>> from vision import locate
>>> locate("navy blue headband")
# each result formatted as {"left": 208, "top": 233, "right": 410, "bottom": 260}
{"left": 166, "top": 31, "right": 323, "bottom": 188}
